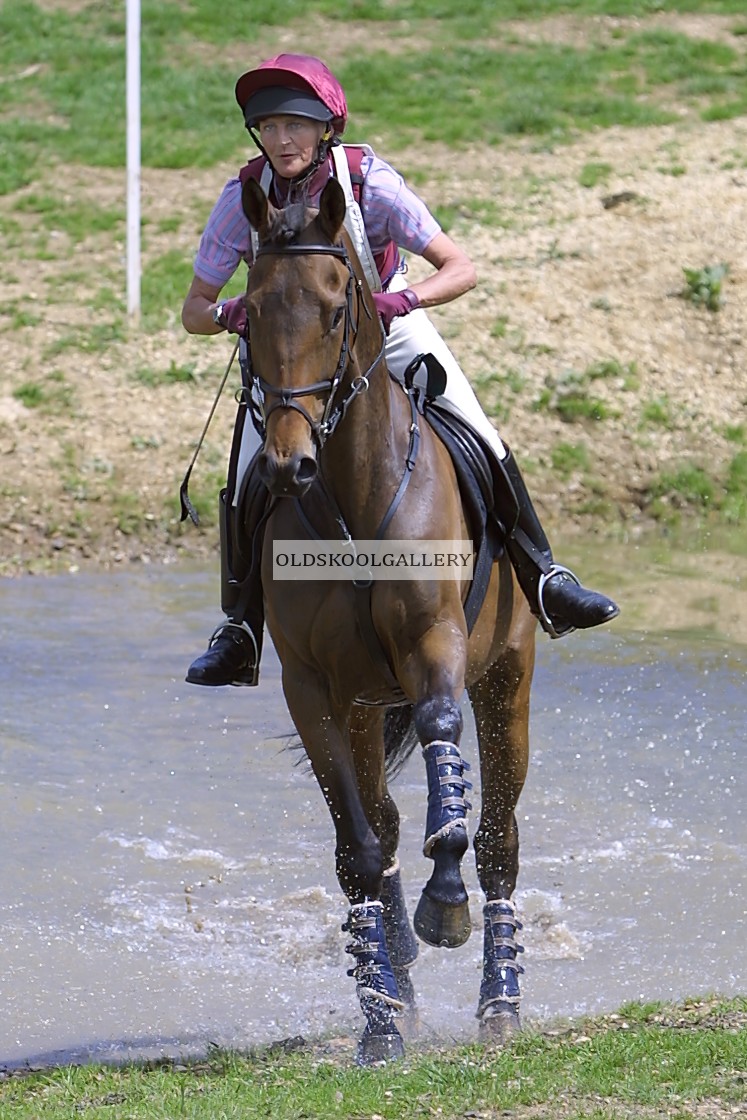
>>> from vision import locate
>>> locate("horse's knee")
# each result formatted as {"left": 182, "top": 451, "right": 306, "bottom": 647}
{"left": 336, "top": 828, "right": 384, "bottom": 903}
{"left": 413, "top": 694, "right": 463, "bottom": 745}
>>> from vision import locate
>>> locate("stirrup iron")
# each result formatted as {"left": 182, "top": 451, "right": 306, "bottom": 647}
{"left": 209, "top": 620, "right": 260, "bottom": 686}
{"left": 536, "top": 564, "right": 579, "bottom": 640}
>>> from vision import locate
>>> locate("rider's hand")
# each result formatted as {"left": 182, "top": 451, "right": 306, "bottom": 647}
{"left": 372, "top": 289, "right": 420, "bottom": 335}
{"left": 214, "top": 296, "right": 247, "bottom": 336}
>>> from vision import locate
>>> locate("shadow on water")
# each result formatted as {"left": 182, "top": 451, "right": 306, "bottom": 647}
{"left": 0, "top": 531, "right": 745, "bottom": 1069}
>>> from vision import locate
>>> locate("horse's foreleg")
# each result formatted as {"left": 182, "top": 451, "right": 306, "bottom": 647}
{"left": 349, "top": 707, "right": 418, "bottom": 1027}
{"left": 282, "top": 668, "right": 404, "bottom": 1064}
{"left": 398, "top": 623, "right": 472, "bottom": 949}
{"left": 469, "top": 641, "right": 533, "bottom": 1040}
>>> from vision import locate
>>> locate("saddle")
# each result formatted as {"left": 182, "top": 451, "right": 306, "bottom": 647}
{"left": 420, "top": 401, "right": 505, "bottom": 634}
{"left": 403, "top": 353, "right": 506, "bottom": 635}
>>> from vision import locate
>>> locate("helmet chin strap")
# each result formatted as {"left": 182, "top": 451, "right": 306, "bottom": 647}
{"left": 247, "top": 127, "right": 335, "bottom": 201}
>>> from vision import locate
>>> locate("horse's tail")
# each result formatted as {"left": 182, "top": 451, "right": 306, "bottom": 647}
{"left": 384, "top": 705, "right": 419, "bottom": 781}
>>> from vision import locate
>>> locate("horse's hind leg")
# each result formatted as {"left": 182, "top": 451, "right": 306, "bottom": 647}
{"left": 469, "top": 637, "right": 534, "bottom": 1040}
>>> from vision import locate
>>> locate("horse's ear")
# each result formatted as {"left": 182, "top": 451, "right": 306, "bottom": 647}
{"left": 242, "top": 176, "right": 270, "bottom": 234}
{"left": 318, "top": 178, "right": 346, "bottom": 243}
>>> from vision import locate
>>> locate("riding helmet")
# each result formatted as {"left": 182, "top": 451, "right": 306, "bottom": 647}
{"left": 235, "top": 53, "right": 348, "bottom": 134}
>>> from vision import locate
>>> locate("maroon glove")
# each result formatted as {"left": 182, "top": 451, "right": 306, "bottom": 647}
{"left": 216, "top": 296, "right": 247, "bottom": 336}
{"left": 372, "top": 288, "right": 420, "bottom": 335}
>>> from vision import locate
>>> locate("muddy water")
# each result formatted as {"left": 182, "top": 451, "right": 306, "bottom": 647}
{"left": 0, "top": 540, "right": 745, "bottom": 1068}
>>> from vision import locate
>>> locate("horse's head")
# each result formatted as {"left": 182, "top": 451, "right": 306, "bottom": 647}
{"left": 241, "top": 176, "right": 375, "bottom": 498}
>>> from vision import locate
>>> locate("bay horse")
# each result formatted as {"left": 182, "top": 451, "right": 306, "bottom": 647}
{"left": 239, "top": 175, "right": 535, "bottom": 1064}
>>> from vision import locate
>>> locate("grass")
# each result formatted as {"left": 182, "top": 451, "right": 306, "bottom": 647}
{"left": 640, "top": 395, "right": 676, "bottom": 429}
{"left": 642, "top": 455, "right": 747, "bottom": 525}
{"left": 680, "top": 262, "right": 730, "bottom": 311}
{"left": 132, "top": 360, "right": 200, "bottom": 387}
{"left": 649, "top": 463, "right": 716, "bottom": 508}
{"left": 579, "top": 160, "right": 613, "bottom": 188}
{"left": 0, "top": 997, "right": 744, "bottom": 1119}
{"left": 12, "top": 372, "right": 74, "bottom": 414}
{"left": 0, "top": 1, "right": 744, "bottom": 542}
{"left": 2, "top": 1, "right": 747, "bottom": 193}
{"left": 723, "top": 449, "right": 747, "bottom": 522}
{"left": 551, "top": 440, "right": 592, "bottom": 477}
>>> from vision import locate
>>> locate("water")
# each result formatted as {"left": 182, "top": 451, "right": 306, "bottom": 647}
{"left": 0, "top": 550, "right": 745, "bottom": 1068}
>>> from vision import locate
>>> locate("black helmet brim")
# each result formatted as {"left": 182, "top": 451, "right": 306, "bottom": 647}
{"left": 242, "top": 86, "right": 332, "bottom": 129}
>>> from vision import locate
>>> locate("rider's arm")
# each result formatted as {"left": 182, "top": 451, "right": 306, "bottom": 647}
{"left": 360, "top": 153, "right": 476, "bottom": 308}
{"left": 182, "top": 178, "right": 250, "bottom": 335}
{"left": 409, "top": 231, "right": 477, "bottom": 309}
{"left": 182, "top": 275, "right": 225, "bottom": 335}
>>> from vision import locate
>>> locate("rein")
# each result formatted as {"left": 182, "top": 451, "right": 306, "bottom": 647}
{"left": 240, "top": 241, "right": 385, "bottom": 446}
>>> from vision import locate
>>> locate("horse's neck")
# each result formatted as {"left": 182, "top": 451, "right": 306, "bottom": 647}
{"left": 321, "top": 358, "right": 408, "bottom": 537}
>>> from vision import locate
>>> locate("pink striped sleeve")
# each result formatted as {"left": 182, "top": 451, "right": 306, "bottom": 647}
{"left": 359, "top": 154, "right": 441, "bottom": 256}
{"left": 193, "top": 179, "right": 253, "bottom": 288}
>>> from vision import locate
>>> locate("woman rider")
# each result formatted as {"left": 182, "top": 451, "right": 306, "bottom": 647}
{"left": 182, "top": 53, "right": 618, "bottom": 687}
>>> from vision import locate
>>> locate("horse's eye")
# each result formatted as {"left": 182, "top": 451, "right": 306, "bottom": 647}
{"left": 330, "top": 306, "right": 345, "bottom": 331}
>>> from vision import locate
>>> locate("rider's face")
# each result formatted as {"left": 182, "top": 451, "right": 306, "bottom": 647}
{"left": 258, "top": 115, "right": 327, "bottom": 179}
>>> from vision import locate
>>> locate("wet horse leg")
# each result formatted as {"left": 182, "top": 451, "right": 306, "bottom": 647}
{"left": 281, "top": 664, "right": 405, "bottom": 1064}
{"left": 349, "top": 707, "right": 419, "bottom": 1024}
{"left": 469, "top": 638, "right": 534, "bottom": 1039}
{"left": 398, "top": 621, "right": 473, "bottom": 950}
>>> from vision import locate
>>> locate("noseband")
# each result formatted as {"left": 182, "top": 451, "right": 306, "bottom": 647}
{"left": 240, "top": 242, "right": 386, "bottom": 446}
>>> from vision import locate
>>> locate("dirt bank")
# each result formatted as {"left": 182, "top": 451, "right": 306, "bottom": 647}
{"left": 1, "top": 106, "right": 745, "bottom": 576}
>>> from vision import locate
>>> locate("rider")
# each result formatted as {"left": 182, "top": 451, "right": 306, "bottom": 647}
{"left": 182, "top": 53, "right": 619, "bottom": 687}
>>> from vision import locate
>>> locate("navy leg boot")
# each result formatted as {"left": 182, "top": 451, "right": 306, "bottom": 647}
{"left": 477, "top": 898, "right": 525, "bottom": 1039}
{"left": 343, "top": 901, "right": 404, "bottom": 1065}
{"left": 414, "top": 741, "right": 473, "bottom": 949}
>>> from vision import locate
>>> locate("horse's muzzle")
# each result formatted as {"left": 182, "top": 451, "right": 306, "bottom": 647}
{"left": 258, "top": 450, "right": 318, "bottom": 497}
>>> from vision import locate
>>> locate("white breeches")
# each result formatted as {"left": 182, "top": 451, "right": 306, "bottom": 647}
{"left": 233, "top": 276, "right": 505, "bottom": 505}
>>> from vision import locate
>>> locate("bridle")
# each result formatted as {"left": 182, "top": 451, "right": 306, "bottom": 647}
{"left": 239, "top": 241, "right": 386, "bottom": 447}
{"left": 239, "top": 236, "right": 423, "bottom": 701}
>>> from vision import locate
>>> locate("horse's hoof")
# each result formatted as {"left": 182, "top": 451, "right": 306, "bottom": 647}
{"left": 414, "top": 890, "right": 471, "bottom": 948}
{"left": 478, "top": 1002, "right": 521, "bottom": 1044}
{"left": 356, "top": 1028, "right": 405, "bottom": 1066}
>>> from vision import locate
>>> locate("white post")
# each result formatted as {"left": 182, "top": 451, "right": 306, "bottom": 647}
{"left": 126, "top": 0, "right": 141, "bottom": 322}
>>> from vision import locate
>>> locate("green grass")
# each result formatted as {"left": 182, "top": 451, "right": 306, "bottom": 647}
{"left": 41, "top": 322, "right": 127, "bottom": 360}
{"left": 579, "top": 160, "right": 613, "bottom": 187}
{"left": 12, "top": 372, "right": 74, "bottom": 414}
{"left": 0, "top": 998, "right": 743, "bottom": 1119}
{"left": 533, "top": 359, "right": 635, "bottom": 424}
{"left": 2, "top": 1, "right": 747, "bottom": 193}
{"left": 723, "top": 449, "right": 747, "bottom": 522}
{"left": 723, "top": 423, "right": 745, "bottom": 444}
{"left": 551, "top": 440, "right": 592, "bottom": 477}
{"left": 640, "top": 395, "right": 676, "bottom": 429}
{"left": 132, "top": 360, "right": 199, "bottom": 387}
{"left": 680, "top": 262, "right": 730, "bottom": 311}
{"left": 13, "top": 193, "right": 123, "bottom": 238}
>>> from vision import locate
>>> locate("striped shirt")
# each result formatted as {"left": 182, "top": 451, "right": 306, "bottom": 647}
{"left": 193, "top": 150, "right": 441, "bottom": 289}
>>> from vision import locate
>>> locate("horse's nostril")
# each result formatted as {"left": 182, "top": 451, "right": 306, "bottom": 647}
{"left": 257, "top": 453, "right": 271, "bottom": 485}
{"left": 296, "top": 457, "right": 318, "bottom": 486}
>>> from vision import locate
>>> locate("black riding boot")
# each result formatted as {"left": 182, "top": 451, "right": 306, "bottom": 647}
{"left": 497, "top": 450, "right": 619, "bottom": 638}
{"left": 186, "top": 486, "right": 266, "bottom": 687}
